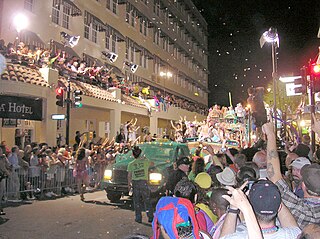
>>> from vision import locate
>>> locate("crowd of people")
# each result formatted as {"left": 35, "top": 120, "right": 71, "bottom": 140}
{"left": 0, "top": 39, "right": 208, "bottom": 115}
{"left": 126, "top": 118, "right": 320, "bottom": 239}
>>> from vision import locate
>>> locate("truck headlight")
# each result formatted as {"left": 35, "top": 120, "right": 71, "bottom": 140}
{"left": 149, "top": 173, "right": 162, "bottom": 185}
{"left": 103, "top": 169, "right": 113, "bottom": 180}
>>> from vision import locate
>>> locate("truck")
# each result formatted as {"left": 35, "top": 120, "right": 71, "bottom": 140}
{"left": 101, "top": 141, "right": 190, "bottom": 202}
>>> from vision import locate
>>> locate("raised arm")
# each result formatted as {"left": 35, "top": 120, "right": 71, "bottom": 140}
{"left": 262, "top": 122, "right": 282, "bottom": 183}
{"left": 220, "top": 183, "right": 263, "bottom": 239}
{"left": 277, "top": 202, "right": 299, "bottom": 228}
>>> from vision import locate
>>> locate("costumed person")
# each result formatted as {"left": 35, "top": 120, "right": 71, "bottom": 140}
{"left": 127, "top": 146, "right": 154, "bottom": 223}
{"left": 235, "top": 103, "right": 246, "bottom": 123}
{"left": 170, "top": 120, "right": 184, "bottom": 142}
{"left": 73, "top": 148, "right": 89, "bottom": 201}
{"left": 128, "top": 118, "right": 140, "bottom": 143}
{"left": 198, "top": 119, "right": 211, "bottom": 142}
{"left": 247, "top": 87, "right": 267, "bottom": 140}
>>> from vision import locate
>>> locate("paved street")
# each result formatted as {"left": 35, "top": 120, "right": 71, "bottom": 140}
{"left": 0, "top": 191, "right": 153, "bottom": 239}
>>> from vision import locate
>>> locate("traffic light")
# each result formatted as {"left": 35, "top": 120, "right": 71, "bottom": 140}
{"left": 311, "top": 63, "right": 320, "bottom": 92}
{"left": 294, "top": 67, "right": 307, "bottom": 94}
{"left": 74, "top": 90, "right": 83, "bottom": 108}
{"left": 55, "top": 88, "right": 64, "bottom": 107}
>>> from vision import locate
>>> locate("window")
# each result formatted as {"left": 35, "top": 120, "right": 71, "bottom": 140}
{"left": 84, "top": 11, "right": 99, "bottom": 43}
{"left": 140, "top": 18, "right": 147, "bottom": 36}
{"left": 140, "top": 53, "right": 147, "bottom": 69}
{"left": 153, "top": 0, "right": 160, "bottom": 16}
{"left": 106, "top": 0, "right": 118, "bottom": 14}
{"left": 126, "top": 3, "right": 136, "bottom": 27}
{"left": 62, "top": 5, "right": 71, "bottom": 29}
{"left": 51, "top": 1, "right": 71, "bottom": 29}
{"left": 52, "top": 2, "right": 60, "bottom": 25}
{"left": 24, "top": 0, "right": 34, "bottom": 12}
{"left": 153, "top": 30, "right": 160, "bottom": 45}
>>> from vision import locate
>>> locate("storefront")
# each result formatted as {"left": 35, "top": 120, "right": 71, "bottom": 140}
{"left": 0, "top": 95, "right": 43, "bottom": 148}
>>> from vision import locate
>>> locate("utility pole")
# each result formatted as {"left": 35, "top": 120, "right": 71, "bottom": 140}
{"left": 66, "top": 78, "right": 71, "bottom": 146}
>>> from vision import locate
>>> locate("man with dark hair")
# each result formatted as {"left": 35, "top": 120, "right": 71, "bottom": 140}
{"left": 263, "top": 121, "right": 320, "bottom": 228}
{"left": 209, "top": 188, "right": 229, "bottom": 238}
{"left": 165, "top": 156, "right": 191, "bottom": 196}
{"left": 127, "top": 146, "right": 153, "bottom": 223}
{"left": 220, "top": 179, "right": 301, "bottom": 238}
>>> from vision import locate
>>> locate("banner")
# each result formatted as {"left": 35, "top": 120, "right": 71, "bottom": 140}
{"left": 0, "top": 95, "right": 42, "bottom": 121}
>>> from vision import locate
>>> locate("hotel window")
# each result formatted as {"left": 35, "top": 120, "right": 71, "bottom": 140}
{"left": 52, "top": 2, "right": 60, "bottom": 25}
{"left": 107, "top": 0, "right": 118, "bottom": 14}
{"left": 84, "top": 11, "right": 100, "bottom": 43}
{"left": 62, "top": 5, "right": 71, "bottom": 29}
{"left": 24, "top": 0, "right": 34, "bottom": 12}
{"left": 140, "top": 18, "right": 148, "bottom": 36}
{"left": 51, "top": 1, "right": 71, "bottom": 29}
{"left": 153, "top": 0, "right": 160, "bottom": 16}
{"left": 126, "top": 3, "right": 136, "bottom": 27}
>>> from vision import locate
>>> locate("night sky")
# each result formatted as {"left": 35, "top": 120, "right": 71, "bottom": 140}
{"left": 192, "top": 0, "right": 320, "bottom": 106}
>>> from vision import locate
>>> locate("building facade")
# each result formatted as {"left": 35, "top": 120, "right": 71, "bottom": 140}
{"left": 0, "top": 0, "right": 208, "bottom": 147}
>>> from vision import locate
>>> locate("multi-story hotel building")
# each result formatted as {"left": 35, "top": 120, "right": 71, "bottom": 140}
{"left": 0, "top": 0, "right": 208, "bottom": 147}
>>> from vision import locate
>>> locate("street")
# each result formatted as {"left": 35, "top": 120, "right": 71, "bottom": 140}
{"left": 0, "top": 191, "right": 153, "bottom": 239}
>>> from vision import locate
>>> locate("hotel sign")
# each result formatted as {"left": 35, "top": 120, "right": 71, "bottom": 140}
{"left": 0, "top": 95, "right": 42, "bottom": 121}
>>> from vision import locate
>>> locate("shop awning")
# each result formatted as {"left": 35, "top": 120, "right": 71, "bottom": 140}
{"left": 53, "top": 0, "right": 82, "bottom": 16}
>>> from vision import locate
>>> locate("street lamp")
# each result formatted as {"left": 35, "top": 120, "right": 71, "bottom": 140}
{"left": 260, "top": 27, "right": 279, "bottom": 136}
{"left": 13, "top": 13, "right": 29, "bottom": 39}
{"left": 160, "top": 71, "right": 172, "bottom": 96}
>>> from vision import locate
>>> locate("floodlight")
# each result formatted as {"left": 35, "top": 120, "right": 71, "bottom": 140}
{"left": 124, "top": 61, "right": 139, "bottom": 73}
{"left": 260, "top": 27, "right": 279, "bottom": 48}
{"left": 60, "top": 31, "right": 80, "bottom": 48}
{"left": 102, "top": 51, "right": 118, "bottom": 63}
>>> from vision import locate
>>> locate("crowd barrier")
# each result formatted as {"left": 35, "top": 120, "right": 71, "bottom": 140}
{"left": 2, "top": 164, "right": 104, "bottom": 201}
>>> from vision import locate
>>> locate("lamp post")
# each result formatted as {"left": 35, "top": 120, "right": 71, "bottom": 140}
{"left": 260, "top": 27, "right": 279, "bottom": 136}
{"left": 160, "top": 71, "right": 172, "bottom": 97}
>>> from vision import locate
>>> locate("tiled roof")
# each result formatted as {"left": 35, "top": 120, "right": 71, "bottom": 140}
{"left": 1, "top": 63, "right": 49, "bottom": 87}
{"left": 1, "top": 63, "right": 148, "bottom": 109}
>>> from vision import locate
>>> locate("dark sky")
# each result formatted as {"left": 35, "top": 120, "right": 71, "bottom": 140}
{"left": 192, "top": 0, "right": 320, "bottom": 106}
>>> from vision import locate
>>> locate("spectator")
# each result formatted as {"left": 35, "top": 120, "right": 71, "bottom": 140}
{"left": 188, "top": 157, "right": 205, "bottom": 182}
{"left": 174, "top": 177, "right": 197, "bottom": 203}
{"left": 194, "top": 172, "right": 217, "bottom": 232}
{"left": 165, "top": 157, "right": 191, "bottom": 196}
{"left": 216, "top": 167, "right": 236, "bottom": 187}
{"left": 298, "top": 223, "right": 320, "bottom": 239}
{"left": 209, "top": 188, "right": 229, "bottom": 238}
{"left": 152, "top": 196, "right": 200, "bottom": 239}
{"left": 0, "top": 147, "right": 11, "bottom": 215}
{"left": 220, "top": 179, "right": 301, "bottom": 239}
{"left": 73, "top": 147, "right": 89, "bottom": 201}
{"left": 263, "top": 121, "right": 320, "bottom": 228}
{"left": 7, "top": 146, "right": 20, "bottom": 200}
{"left": 289, "top": 157, "right": 311, "bottom": 198}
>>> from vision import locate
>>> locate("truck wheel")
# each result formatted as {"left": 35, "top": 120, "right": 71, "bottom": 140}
{"left": 107, "top": 192, "right": 122, "bottom": 202}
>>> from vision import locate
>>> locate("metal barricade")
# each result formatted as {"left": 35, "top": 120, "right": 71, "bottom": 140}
{"left": 3, "top": 165, "right": 78, "bottom": 201}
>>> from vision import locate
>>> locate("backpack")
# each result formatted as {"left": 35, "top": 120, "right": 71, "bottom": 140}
{"left": 152, "top": 196, "right": 200, "bottom": 239}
